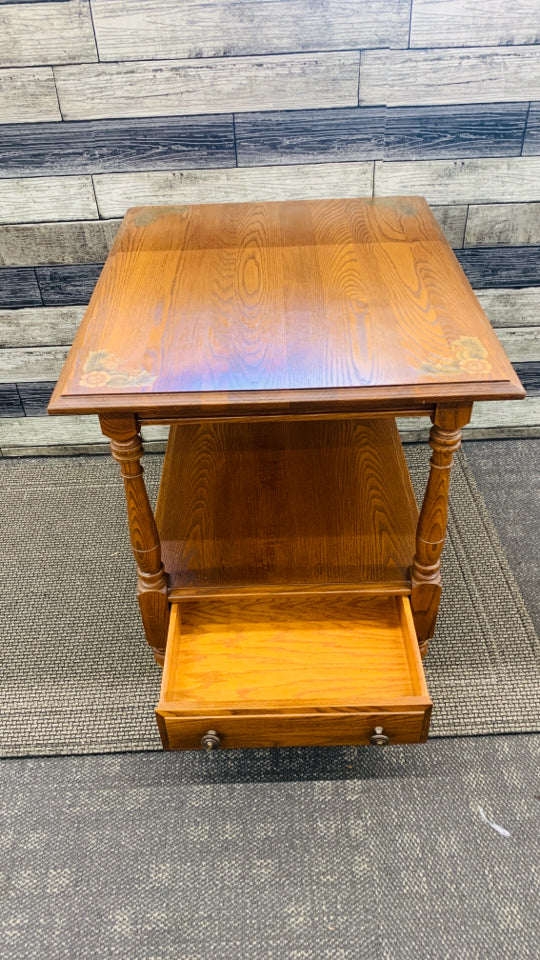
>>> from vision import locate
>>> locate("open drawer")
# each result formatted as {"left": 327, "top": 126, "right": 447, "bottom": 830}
{"left": 156, "top": 594, "right": 432, "bottom": 750}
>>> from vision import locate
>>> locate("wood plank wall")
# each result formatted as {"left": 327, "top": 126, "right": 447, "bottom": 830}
{"left": 0, "top": 0, "right": 539, "bottom": 455}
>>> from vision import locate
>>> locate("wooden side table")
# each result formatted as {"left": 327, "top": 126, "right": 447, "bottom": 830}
{"left": 49, "top": 197, "right": 524, "bottom": 751}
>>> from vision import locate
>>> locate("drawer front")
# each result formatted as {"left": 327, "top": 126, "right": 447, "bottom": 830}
{"left": 156, "top": 708, "right": 431, "bottom": 751}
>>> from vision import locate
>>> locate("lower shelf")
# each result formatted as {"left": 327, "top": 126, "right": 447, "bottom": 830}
{"left": 156, "top": 595, "right": 432, "bottom": 750}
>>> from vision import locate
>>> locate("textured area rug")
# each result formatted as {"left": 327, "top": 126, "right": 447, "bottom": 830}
{"left": 1, "top": 736, "right": 539, "bottom": 960}
{"left": 0, "top": 448, "right": 538, "bottom": 757}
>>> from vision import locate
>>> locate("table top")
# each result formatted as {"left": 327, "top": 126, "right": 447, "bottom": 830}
{"left": 49, "top": 196, "right": 524, "bottom": 419}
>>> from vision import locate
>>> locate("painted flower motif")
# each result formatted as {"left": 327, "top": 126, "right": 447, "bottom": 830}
{"left": 79, "top": 350, "right": 156, "bottom": 389}
{"left": 459, "top": 357, "right": 492, "bottom": 375}
{"left": 80, "top": 369, "right": 111, "bottom": 388}
{"left": 421, "top": 336, "right": 492, "bottom": 378}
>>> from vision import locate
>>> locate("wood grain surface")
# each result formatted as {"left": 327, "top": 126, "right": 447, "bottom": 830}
{"left": 155, "top": 418, "right": 418, "bottom": 596}
{"left": 375, "top": 158, "right": 540, "bottom": 205}
{"left": 0, "top": 345, "right": 68, "bottom": 382}
{"left": 49, "top": 197, "right": 522, "bottom": 419}
{"left": 0, "top": 176, "right": 98, "bottom": 225}
{"left": 0, "top": 221, "right": 120, "bottom": 267}
{"left": 157, "top": 596, "right": 431, "bottom": 749}
{"left": 384, "top": 104, "right": 528, "bottom": 160}
{"left": 465, "top": 203, "right": 540, "bottom": 247}
{"left": 54, "top": 52, "right": 360, "bottom": 121}
{"left": 0, "top": 384, "right": 23, "bottom": 418}
{"left": 92, "top": 163, "right": 375, "bottom": 218}
{"left": 431, "top": 206, "right": 467, "bottom": 248}
{"left": 0, "top": 267, "right": 41, "bottom": 309}
{"left": 0, "top": 67, "right": 61, "bottom": 124}
{"left": 523, "top": 102, "right": 540, "bottom": 156}
{"left": 0, "top": 0, "right": 96, "bottom": 67}
{"left": 35, "top": 263, "right": 103, "bottom": 306}
{"left": 90, "top": 0, "right": 409, "bottom": 61}
{"left": 0, "top": 305, "right": 84, "bottom": 347}
{"left": 160, "top": 595, "right": 428, "bottom": 708}
{"left": 477, "top": 288, "right": 540, "bottom": 328}
{"left": 0, "top": 115, "right": 236, "bottom": 178}
{"left": 455, "top": 247, "right": 540, "bottom": 289}
{"left": 410, "top": 0, "right": 540, "bottom": 48}
{"left": 235, "top": 107, "right": 384, "bottom": 166}
{"left": 361, "top": 47, "right": 540, "bottom": 107}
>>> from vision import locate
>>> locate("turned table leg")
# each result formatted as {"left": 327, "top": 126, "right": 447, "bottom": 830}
{"left": 100, "top": 414, "right": 170, "bottom": 665}
{"left": 411, "top": 402, "right": 472, "bottom": 658}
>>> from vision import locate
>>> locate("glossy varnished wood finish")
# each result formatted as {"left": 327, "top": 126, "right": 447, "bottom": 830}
{"left": 156, "top": 597, "right": 432, "bottom": 750}
{"left": 49, "top": 196, "right": 524, "bottom": 418}
{"left": 155, "top": 417, "right": 418, "bottom": 598}
{"left": 99, "top": 413, "right": 169, "bottom": 664}
{"left": 411, "top": 402, "right": 472, "bottom": 653}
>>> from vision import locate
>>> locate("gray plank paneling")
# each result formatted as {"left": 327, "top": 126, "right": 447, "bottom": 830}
{"left": 90, "top": 0, "right": 409, "bottom": 61}
{"left": 384, "top": 104, "right": 528, "bottom": 160}
{"left": 522, "top": 103, "right": 540, "bottom": 156}
{"left": 361, "top": 47, "right": 540, "bottom": 107}
{"left": 0, "top": 220, "right": 120, "bottom": 266}
{"left": 17, "top": 381, "right": 54, "bottom": 416}
{"left": 410, "top": 0, "right": 540, "bottom": 48}
{"left": 430, "top": 205, "right": 467, "bottom": 248}
{"left": 0, "top": 305, "right": 84, "bottom": 348}
{"left": 374, "top": 158, "right": 540, "bottom": 205}
{"left": 496, "top": 327, "right": 540, "bottom": 362}
{"left": 54, "top": 52, "right": 360, "bottom": 121}
{"left": 0, "top": 0, "right": 96, "bottom": 67}
{"left": 36, "top": 263, "right": 103, "bottom": 306}
{"left": 93, "top": 162, "right": 375, "bottom": 218}
{"left": 0, "top": 345, "right": 69, "bottom": 382}
{"left": 0, "top": 384, "right": 23, "bottom": 418}
{"left": 477, "top": 288, "right": 540, "bottom": 328}
{"left": 0, "top": 67, "right": 61, "bottom": 124}
{"left": 0, "top": 414, "right": 105, "bottom": 448}
{"left": 0, "top": 267, "right": 41, "bottom": 308}
{"left": 465, "top": 203, "right": 540, "bottom": 247}
{"left": 0, "top": 115, "right": 236, "bottom": 178}
{"left": 235, "top": 107, "right": 384, "bottom": 167}
{"left": 0, "top": 176, "right": 98, "bottom": 225}
{"left": 513, "top": 362, "right": 540, "bottom": 395}
{"left": 455, "top": 247, "right": 540, "bottom": 289}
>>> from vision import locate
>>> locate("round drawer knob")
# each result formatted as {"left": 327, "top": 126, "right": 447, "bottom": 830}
{"left": 370, "top": 726, "right": 390, "bottom": 747}
{"left": 201, "top": 729, "right": 221, "bottom": 751}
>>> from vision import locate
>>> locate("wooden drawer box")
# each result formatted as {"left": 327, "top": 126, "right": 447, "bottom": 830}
{"left": 156, "top": 594, "right": 432, "bottom": 751}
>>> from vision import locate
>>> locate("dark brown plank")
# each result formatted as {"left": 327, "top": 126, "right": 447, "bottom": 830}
{"left": 235, "top": 107, "right": 384, "bottom": 166}
{"left": 385, "top": 103, "right": 528, "bottom": 160}
{"left": 0, "top": 267, "right": 41, "bottom": 308}
{"left": 0, "top": 115, "right": 235, "bottom": 178}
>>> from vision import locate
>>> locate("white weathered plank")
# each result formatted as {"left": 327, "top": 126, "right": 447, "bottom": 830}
{"left": 90, "top": 0, "right": 409, "bottom": 61}
{"left": 360, "top": 47, "right": 540, "bottom": 107}
{"left": 398, "top": 396, "right": 540, "bottom": 435}
{"left": 0, "top": 346, "right": 69, "bottom": 382}
{"left": 495, "top": 327, "right": 540, "bottom": 363}
{"left": 0, "top": 0, "right": 97, "bottom": 68}
{"left": 476, "top": 288, "right": 540, "bottom": 329}
{"left": 0, "top": 306, "right": 84, "bottom": 349}
{"left": 410, "top": 0, "right": 540, "bottom": 49}
{"left": 465, "top": 203, "right": 540, "bottom": 247}
{"left": 431, "top": 205, "right": 467, "bottom": 248}
{"left": 0, "top": 67, "right": 61, "bottom": 124}
{"left": 93, "top": 162, "right": 375, "bottom": 218}
{"left": 374, "top": 158, "right": 540, "bottom": 205}
{"left": 0, "top": 177, "right": 98, "bottom": 225}
{"left": 0, "top": 416, "right": 169, "bottom": 452}
{"left": 0, "top": 220, "right": 121, "bottom": 267}
{"left": 54, "top": 52, "right": 360, "bottom": 121}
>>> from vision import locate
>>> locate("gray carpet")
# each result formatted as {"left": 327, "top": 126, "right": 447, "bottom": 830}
{"left": 1, "top": 734, "right": 539, "bottom": 960}
{"left": 0, "top": 446, "right": 539, "bottom": 756}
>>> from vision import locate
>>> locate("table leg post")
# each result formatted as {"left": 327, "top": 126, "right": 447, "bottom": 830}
{"left": 411, "top": 402, "right": 472, "bottom": 657}
{"left": 99, "top": 414, "right": 170, "bottom": 666}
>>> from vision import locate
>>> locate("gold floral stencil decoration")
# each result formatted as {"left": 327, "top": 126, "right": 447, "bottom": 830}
{"left": 79, "top": 351, "right": 156, "bottom": 389}
{"left": 421, "top": 336, "right": 492, "bottom": 377}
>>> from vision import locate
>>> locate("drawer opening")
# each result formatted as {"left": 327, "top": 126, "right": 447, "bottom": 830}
{"left": 156, "top": 594, "right": 432, "bottom": 750}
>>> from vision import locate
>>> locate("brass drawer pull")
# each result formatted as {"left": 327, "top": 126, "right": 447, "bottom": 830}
{"left": 201, "top": 729, "right": 221, "bottom": 751}
{"left": 370, "top": 726, "right": 390, "bottom": 747}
